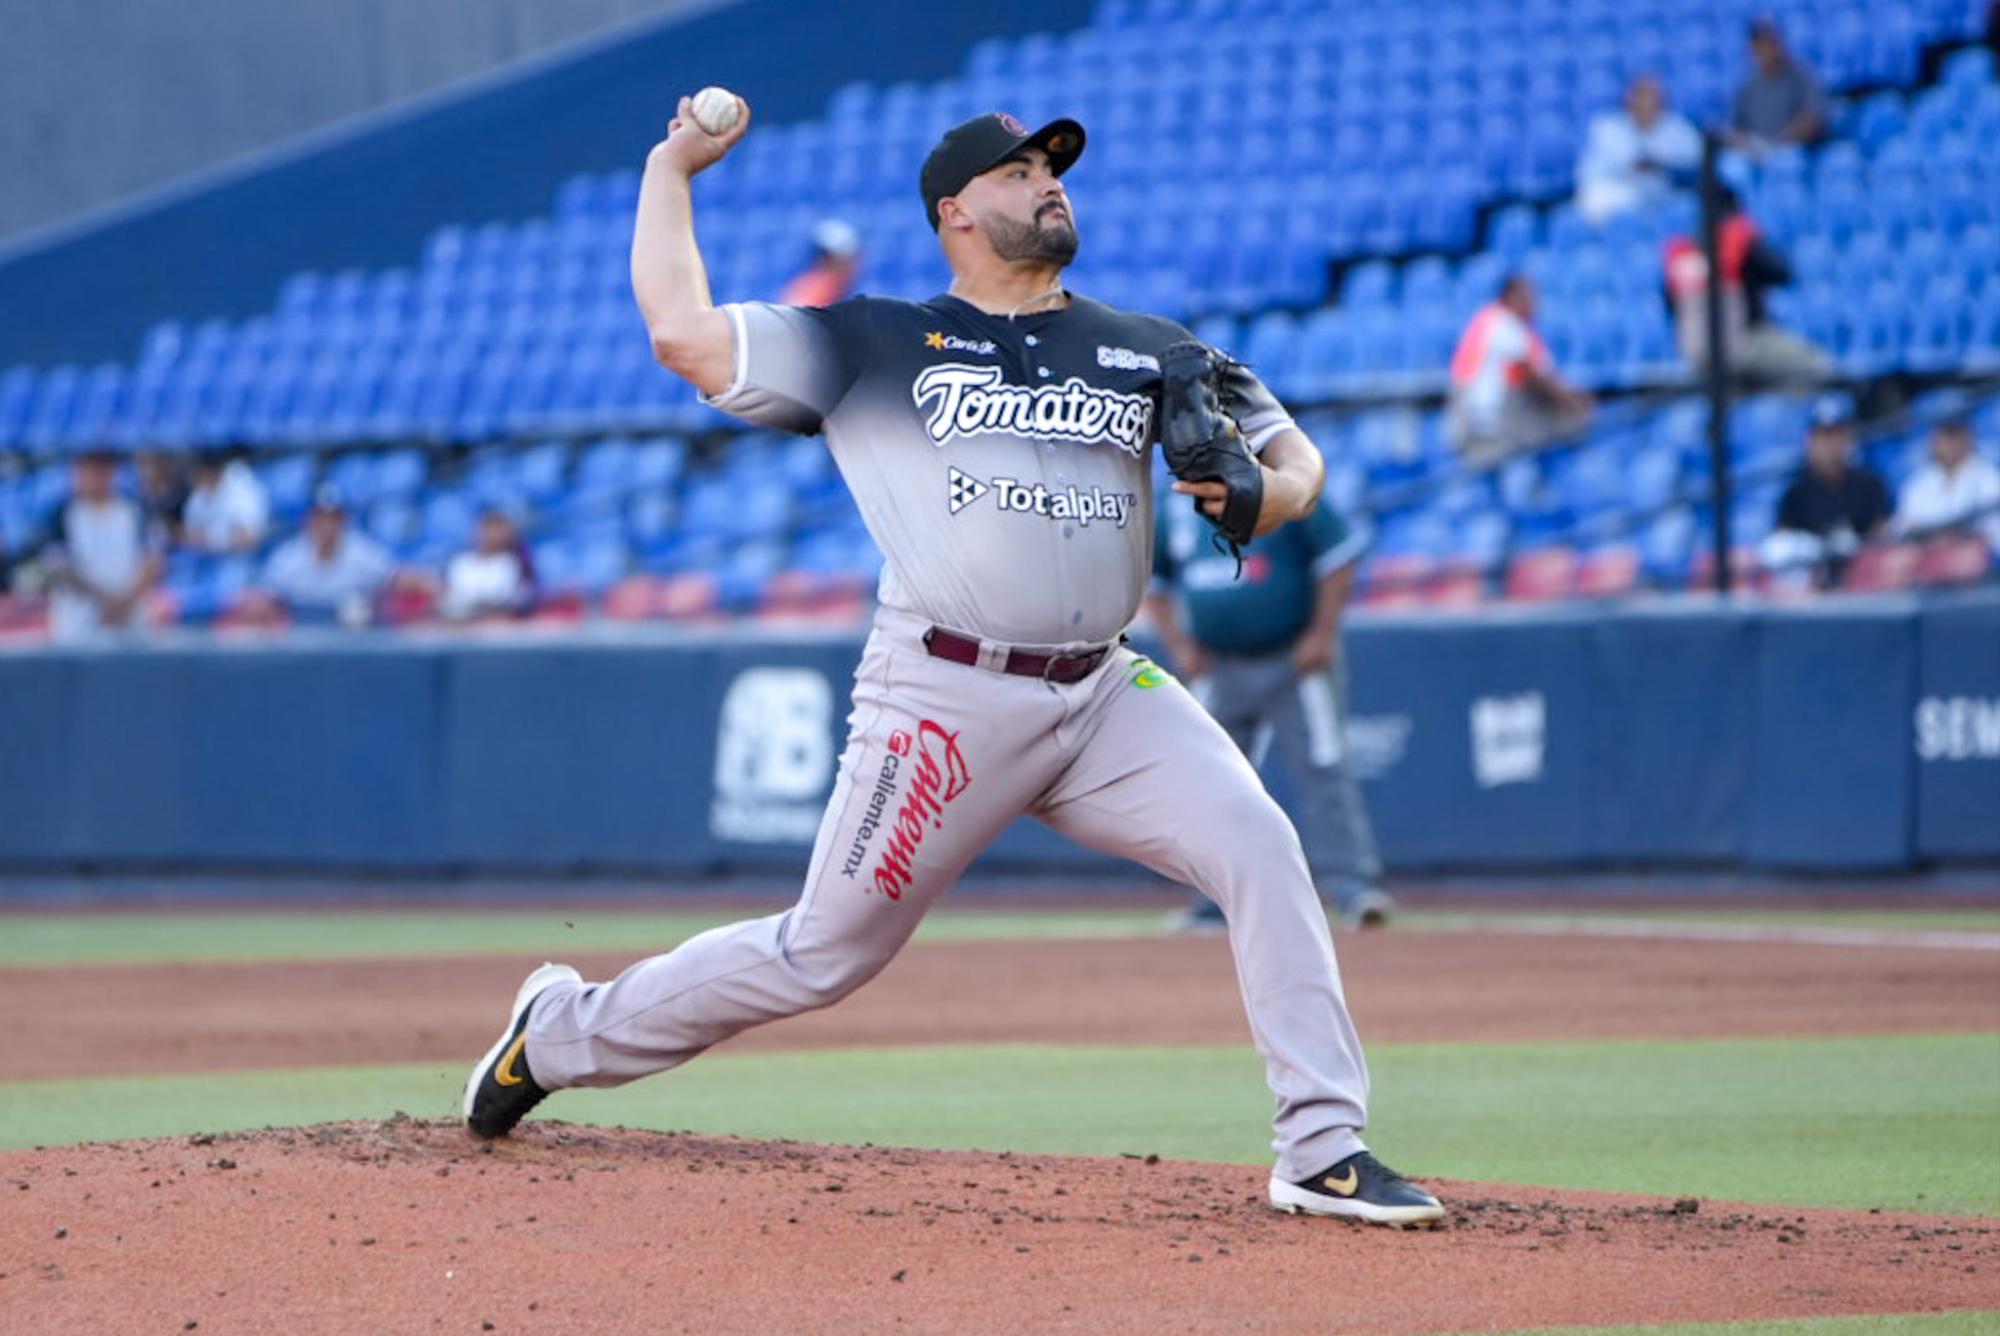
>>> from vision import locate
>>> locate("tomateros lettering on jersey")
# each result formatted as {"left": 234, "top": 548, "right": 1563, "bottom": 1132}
{"left": 868, "top": 720, "right": 972, "bottom": 901}
{"left": 913, "top": 363, "right": 1153, "bottom": 457}
{"left": 946, "top": 467, "right": 1136, "bottom": 528}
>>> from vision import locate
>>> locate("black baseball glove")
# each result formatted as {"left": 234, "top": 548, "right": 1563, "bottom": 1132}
{"left": 1158, "top": 341, "right": 1264, "bottom": 552}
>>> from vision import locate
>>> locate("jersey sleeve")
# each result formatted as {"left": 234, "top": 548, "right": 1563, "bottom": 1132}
{"left": 699, "top": 299, "right": 867, "bottom": 435}
{"left": 1301, "top": 498, "right": 1369, "bottom": 575}
{"left": 1217, "top": 359, "right": 1296, "bottom": 455}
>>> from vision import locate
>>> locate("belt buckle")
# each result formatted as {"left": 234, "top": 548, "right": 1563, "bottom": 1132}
{"left": 1039, "top": 652, "right": 1071, "bottom": 683}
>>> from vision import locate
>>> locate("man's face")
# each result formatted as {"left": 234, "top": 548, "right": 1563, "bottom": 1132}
{"left": 73, "top": 457, "right": 116, "bottom": 502}
{"left": 951, "top": 147, "right": 1079, "bottom": 266}
{"left": 1752, "top": 32, "right": 1784, "bottom": 72}
{"left": 1932, "top": 426, "right": 1972, "bottom": 470}
{"left": 1807, "top": 425, "right": 1852, "bottom": 475}
{"left": 1628, "top": 79, "right": 1664, "bottom": 126}
{"left": 476, "top": 513, "right": 513, "bottom": 554}
{"left": 308, "top": 508, "right": 345, "bottom": 551}
{"left": 1506, "top": 279, "right": 1539, "bottom": 321}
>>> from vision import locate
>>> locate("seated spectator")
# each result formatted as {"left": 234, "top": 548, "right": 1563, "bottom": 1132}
{"left": 1763, "top": 400, "right": 1891, "bottom": 580}
{"left": 778, "top": 219, "right": 862, "bottom": 308}
{"left": 1446, "top": 274, "right": 1594, "bottom": 466}
{"left": 181, "top": 450, "right": 270, "bottom": 553}
{"left": 1576, "top": 76, "right": 1703, "bottom": 224}
{"left": 1729, "top": 18, "right": 1827, "bottom": 151}
{"left": 1664, "top": 187, "right": 1827, "bottom": 385}
{"left": 255, "top": 488, "right": 394, "bottom": 626}
{"left": 1895, "top": 414, "right": 2000, "bottom": 547}
{"left": 42, "top": 448, "right": 163, "bottom": 642}
{"left": 442, "top": 509, "right": 537, "bottom": 621}
{"left": 133, "top": 449, "right": 189, "bottom": 545}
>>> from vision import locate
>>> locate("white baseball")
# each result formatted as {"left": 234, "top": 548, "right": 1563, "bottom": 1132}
{"left": 690, "top": 86, "right": 741, "bottom": 136}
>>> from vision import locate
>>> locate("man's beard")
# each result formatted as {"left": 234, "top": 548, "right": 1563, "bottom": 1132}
{"left": 983, "top": 208, "right": 1079, "bottom": 266}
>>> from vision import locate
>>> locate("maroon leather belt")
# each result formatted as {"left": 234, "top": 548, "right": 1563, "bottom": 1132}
{"left": 922, "top": 626, "right": 1112, "bottom": 685}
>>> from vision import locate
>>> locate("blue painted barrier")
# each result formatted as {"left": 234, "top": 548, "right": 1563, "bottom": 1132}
{"left": 0, "top": 593, "right": 1992, "bottom": 877}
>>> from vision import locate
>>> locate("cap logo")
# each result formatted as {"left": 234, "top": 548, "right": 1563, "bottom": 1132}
{"left": 996, "top": 112, "right": 1028, "bottom": 135}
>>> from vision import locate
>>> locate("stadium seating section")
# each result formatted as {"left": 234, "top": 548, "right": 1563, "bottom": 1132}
{"left": 0, "top": 0, "right": 1994, "bottom": 630}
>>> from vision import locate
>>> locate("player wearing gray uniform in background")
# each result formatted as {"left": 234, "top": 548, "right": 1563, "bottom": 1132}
{"left": 1148, "top": 494, "right": 1393, "bottom": 932}
{"left": 463, "top": 96, "right": 1444, "bottom": 1227}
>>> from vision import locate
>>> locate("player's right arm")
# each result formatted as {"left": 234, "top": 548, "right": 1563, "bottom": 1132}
{"left": 632, "top": 93, "right": 752, "bottom": 397}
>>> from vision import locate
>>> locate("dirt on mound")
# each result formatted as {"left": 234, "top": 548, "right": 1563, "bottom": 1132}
{"left": 2, "top": 1118, "right": 1992, "bottom": 1335}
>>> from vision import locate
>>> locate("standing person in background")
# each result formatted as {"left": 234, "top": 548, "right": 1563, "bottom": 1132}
{"left": 1147, "top": 491, "right": 1391, "bottom": 933}
{"left": 180, "top": 449, "right": 270, "bottom": 554}
{"left": 779, "top": 219, "right": 862, "bottom": 307}
{"left": 1664, "top": 186, "right": 1826, "bottom": 384}
{"left": 1446, "top": 274, "right": 1594, "bottom": 466}
{"left": 1729, "top": 17, "right": 1827, "bottom": 151}
{"left": 42, "top": 447, "right": 162, "bottom": 642}
{"left": 1576, "top": 75, "right": 1703, "bottom": 224}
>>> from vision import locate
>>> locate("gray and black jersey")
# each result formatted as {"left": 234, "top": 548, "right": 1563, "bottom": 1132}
{"left": 705, "top": 292, "right": 1295, "bottom": 647}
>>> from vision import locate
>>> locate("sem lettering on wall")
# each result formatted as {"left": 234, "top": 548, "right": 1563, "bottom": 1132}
{"left": 1914, "top": 696, "right": 2000, "bottom": 761}
{"left": 709, "top": 667, "right": 835, "bottom": 843}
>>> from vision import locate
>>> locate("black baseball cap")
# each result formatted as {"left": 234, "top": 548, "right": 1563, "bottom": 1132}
{"left": 920, "top": 112, "right": 1086, "bottom": 231}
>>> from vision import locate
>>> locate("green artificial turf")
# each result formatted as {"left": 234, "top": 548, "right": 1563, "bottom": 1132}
{"left": 1495, "top": 1316, "right": 2000, "bottom": 1336}
{"left": 0, "top": 907, "right": 1172, "bottom": 966}
{"left": 3, "top": 1033, "right": 1994, "bottom": 1216}
{"left": 3, "top": 904, "right": 1993, "bottom": 967}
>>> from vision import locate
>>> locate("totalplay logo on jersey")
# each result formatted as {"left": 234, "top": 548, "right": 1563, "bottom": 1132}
{"left": 946, "top": 467, "right": 1135, "bottom": 529}
{"left": 913, "top": 363, "right": 1153, "bottom": 457}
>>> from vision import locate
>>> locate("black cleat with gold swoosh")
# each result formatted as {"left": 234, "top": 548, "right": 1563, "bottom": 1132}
{"left": 1268, "top": 1150, "right": 1445, "bottom": 1228}
{"left": 463, "top": 962, "right": 581, "bottom": 1139}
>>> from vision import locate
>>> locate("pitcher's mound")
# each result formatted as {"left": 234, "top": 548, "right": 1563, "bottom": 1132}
{"left": 2, "top": 1117, "right": 1992, "bottom": 1334}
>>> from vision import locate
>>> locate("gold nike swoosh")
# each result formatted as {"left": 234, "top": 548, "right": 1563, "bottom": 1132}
{"left": 1322, "top": 1166, "right": 1360, "bottom": 1196}
{"left": 494, "top": 1032, "right": 529, "bottom": 1087}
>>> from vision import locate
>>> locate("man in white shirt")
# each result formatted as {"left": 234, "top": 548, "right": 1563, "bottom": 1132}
{"left": 1895, "top": 416, "right": 2000, "bottom": 548}
{"left": 1446, "top": 274, "right": 1594, "bottom": 466}
{"left": 1577, "top": 76, "right": 1704, "bottom": 224}
{"left": 44, "top": 449, "right": 162, "bottom": 642}
{"left": 443, "top": 509, "right": 537, "bottom": 621}
{"left": 182, "top": 452, "right": 270, "bottom": 553}
{"left": 259, "top": 488, "right": 394, "bottom": 626}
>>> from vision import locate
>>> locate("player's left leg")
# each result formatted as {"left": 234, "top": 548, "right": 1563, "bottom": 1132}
{"left": 1032, "top": 652, "right": 1440, "bottom": 1224}
{"left": 1031, "top": 650, "right": 1440, "bottom": 1224}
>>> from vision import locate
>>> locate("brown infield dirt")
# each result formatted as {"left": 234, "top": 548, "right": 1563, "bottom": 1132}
{"left": 3, "top": 925, "right": 1997, "bottom": 1332}
{"left": 6, "top": 929, "right": 1998, "bottom": 1080}
{"left": 2, "top": 1118, "right": 1996, "bottom": 1335}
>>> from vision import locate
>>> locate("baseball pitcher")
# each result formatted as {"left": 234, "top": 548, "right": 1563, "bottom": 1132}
{"left": 463, "top": 93, "right": 1443, "bottom": 1227}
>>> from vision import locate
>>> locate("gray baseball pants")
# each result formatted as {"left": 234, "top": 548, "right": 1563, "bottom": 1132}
{"left": 525, "top": 605, "right": 1372, "bottom": 1181}
{"left": 1191, "top": 652, "right": 1383, "bottom": 910}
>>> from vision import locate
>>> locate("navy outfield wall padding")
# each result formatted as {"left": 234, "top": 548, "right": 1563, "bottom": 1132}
{"left": 1914, "top": 593, "right": 2000, "bottom": 860}
{"left": 440, "top": 644, "right": 722, "bottom": 870}
{"left": 1585, "top": 609, "right": 1757, "bottom": 862}
{"left": 1746, "top": 601, "right": 1918, "bottom": 869}
{"left": 0, "top": 0, "right": 1097, "bottom": 367}
{"left": 0, "top": 596, "right": 1988, "bottom": 876}
{"left": 1345, "top": 614, "right": 1595, "bottom": 866}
